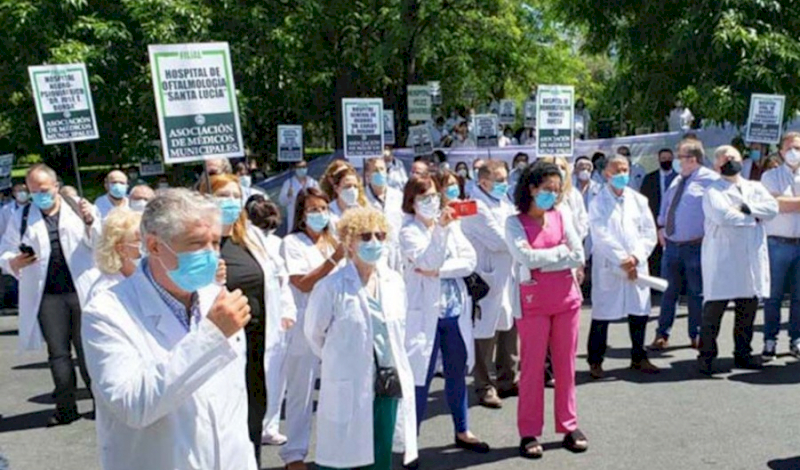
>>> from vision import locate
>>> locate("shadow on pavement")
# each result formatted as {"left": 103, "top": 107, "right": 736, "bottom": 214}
{"left": 727, "top": 361, "right": 800, "bottom": 385}
{"left": 0, "top": 329, "right": 18, "bottom": 336}
{"left": 0, "top": 409, "right": 52, "bottom": 433}
{"left": 12, "top": 361, "right": 49, "bottom": 371}
{"left": 28, "top": 388, "right": 93, "bottom": 405}
{"left": 576, "top": 358, "right": 728, "bottom": 386}
{"left": 768, "top": 456, "right": 800, "bottom": 469}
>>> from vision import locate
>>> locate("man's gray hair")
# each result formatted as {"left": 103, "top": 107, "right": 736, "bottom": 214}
{"left": 206, "top": 158, "right": 233, "bottom": 174}
{"left": 714, "top": 145, "right": 742, "bottom": 161}
{"left": 678, "top": 138, "right": 705, "bottom": 162}
{"left": 141, "top": 188, "right": 220, "bottom": 242}
{"left": 606, "top": 154, "right": 629, "bottom": 168}
{"left": 26, "top": 164, "right": 58, "bottom": 183}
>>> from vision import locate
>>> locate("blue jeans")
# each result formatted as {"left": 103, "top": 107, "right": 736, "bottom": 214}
{"left": 657, "top": 242, "right": 704, "bottom": 340}
{"left": 763, "top": 238, "right": 800, "bottom": 343}
{"left": 415, "top": 316, "right": 468, "bottom": 434}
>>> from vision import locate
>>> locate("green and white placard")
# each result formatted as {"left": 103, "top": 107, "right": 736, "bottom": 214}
{"left": 499, "top": 100, "right": 516, "bottom": 125}
{"left": 149, "top": 42, "right": 244, "bottom": 164}
{"left": 28, "top": 63, "right": 99, "bottom": 145}
{"left": 343, "top": 98, "right": 384, "bottom": 163}
{"left": 536, "top": 85, "right": 574, "bottom": 157}
{"left": 746, "top": 94, "right": 785, "bottom": 145}
{"left": 475, "top": 114, "right": 499, "bottom": 148}
{"left": 407, "top": 85, "right": 432, "bottom": 122}
{"left": 523, "top": 100, "right": 536, "bottom": 128}
{"left": 383, "top": 110, "right": 396, "bottom": 146}
{"left": 139, "top": 141, "right": 165, "bottom": 176}
{"left": 278, "top": 125, "right": 304, "bottom": 162}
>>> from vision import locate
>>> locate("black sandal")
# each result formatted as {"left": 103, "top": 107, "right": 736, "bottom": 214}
{"left": 562, "top": 429, "right": 588, "bottom": 453}
{"left": 519, "top": 437, "right": 543, "bottom": 459}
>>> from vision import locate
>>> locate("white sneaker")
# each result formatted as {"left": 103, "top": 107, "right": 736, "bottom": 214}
{"left": 763, "top": 340, "right": 777, "bottom": 362}
{"left": 261, "top": 432, "right": 288, "bottom": 446}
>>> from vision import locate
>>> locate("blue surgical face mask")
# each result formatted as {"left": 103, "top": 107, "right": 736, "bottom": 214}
{"left": 305, "top": 211, "right": 330, "bottom": 233}
{"left": 749, "top": 150, "right": 761, "bottom": 160}
{"left": 161, "top": 243, "right": 219, "bottom": 293}
{"left": 371, "top": 171, "right": 387, "bottom": 188}
{"left": 32, "top": 191, "right": 55, "bottom": 211}
{"left": 110, "top": 183, "right": 128, "bottom": 199}
{"left": 15, "top": 191, "right": 29, "bottom": 204}
{"left": 217, "top": 197, "right": 243, "bottom": 225}
{"left": 535, "top": 190, "right": 557, "bottom": 210}
{"left": 239, "top": 175, "right": 252, "bottom": 188}
{"left": 490, "top": 182, "right": 509, "bottom": 199}
{"left": 672, "top": 159, "right": 682, "bottom": 174}
{"left": 357, "top": 239, "right": 384, "bottom": 265}
{"left": 445, "top": 184, "right": 460, "bottom": 200}
{"left": 296, "top": 168, "right": 308, "bottom": 178}
{"left": 610, "top": 173, "right": 630, "bottom": 190}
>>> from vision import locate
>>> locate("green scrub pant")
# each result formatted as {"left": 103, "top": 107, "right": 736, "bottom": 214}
{"left": 317, "top": 396, "right": 399, "bottom": 470}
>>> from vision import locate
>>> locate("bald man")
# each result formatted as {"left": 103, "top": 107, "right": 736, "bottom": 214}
{"left": 94, "top": 170, "right": 129, "bottom": 219}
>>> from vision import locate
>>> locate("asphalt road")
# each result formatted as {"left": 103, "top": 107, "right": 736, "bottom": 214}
{"left": 1, "top": 304, "right": 800, "bottom": 470}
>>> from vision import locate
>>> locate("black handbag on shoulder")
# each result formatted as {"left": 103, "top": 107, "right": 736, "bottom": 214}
{"left": 463, "top": 272, "right": 490, "bottom": 322}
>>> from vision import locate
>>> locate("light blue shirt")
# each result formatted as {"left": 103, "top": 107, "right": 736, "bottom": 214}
{"left": 142, "top": 258, "right": 200, "bottom": 332}
{"left": 658, "top": 166, "right": 719, "bottom": 242}
{"left": 368, "top": 294, "right": 394, "bottom": 367}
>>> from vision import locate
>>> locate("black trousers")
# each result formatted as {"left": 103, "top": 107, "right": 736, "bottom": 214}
{"left": 699, "top": 298, "right": 758, "bottom": 362}
{"left": 245, "top": 321, "right": 267, "bottom": 464}
{"left": 587, "top": 315, "right": 648, "bottom": 365}
{"left": 38, "top": 292, "right": 90, "bottom": 413}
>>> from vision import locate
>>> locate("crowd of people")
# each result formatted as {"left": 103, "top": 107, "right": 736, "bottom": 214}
{"left": 1, "top": 130, "right": 799, "bottom": 469}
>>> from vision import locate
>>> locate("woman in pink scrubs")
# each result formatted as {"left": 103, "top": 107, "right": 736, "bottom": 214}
{"left": 504, "top": 162, "right": 588, "bottom": 459}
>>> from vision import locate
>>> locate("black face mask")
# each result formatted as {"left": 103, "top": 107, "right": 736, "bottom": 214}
{"left": 660, "top": 160, "right": 673, "bottom": 171}
{"left": 720, "top": 160, "right": 743, "bottom": 176}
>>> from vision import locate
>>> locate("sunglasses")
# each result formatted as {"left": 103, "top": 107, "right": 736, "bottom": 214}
{"left": 359, "top": 232, "right": 387, "bottom": 242}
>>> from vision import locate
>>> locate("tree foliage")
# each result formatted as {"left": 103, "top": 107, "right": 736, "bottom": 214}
{"left": 0, "top": 0, "right": 599, "bottom": 174}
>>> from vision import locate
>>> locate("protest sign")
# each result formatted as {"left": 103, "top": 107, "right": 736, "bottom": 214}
{"left": 499, "top": 100, "right": 516, "bottom": 125}
{"left": 409, "top": 125, "right": 434, "bottom": 156}
{"left": 149, "top": 42, "right": 244, "bottom": 164}
{"left": 523, "top": 100, "right": 536, "bottom": 129}
{"left": 0, "top": 154, "right": 13, "bottom": 191}
{"left": 343, "top": 98, "right": 384, "bottom": 163}
{"left": 475, "top": 114, "right": 499, "bottom": 148}
{"left": 428, "top": 81, "right": 442, "bottom": 106}
{"left": 139, "top": 141, "right": 165, "bottom": 176}
{"left": 536, "top": 85, "right": 574, "bottom": 157}
{"left": 28, "top": 63, "right": 99, "bottom": 145}
{"left": 407, "top": 85, "right": 432, "bottom": 122}
{"left": 278, "top": 125, "right": 304, "bottom": 162}
{"left": 383, "top": 110, "right": 396, "bottom": 145}
{"left": 746, "top": 94, "right": 785, "bottom": 145}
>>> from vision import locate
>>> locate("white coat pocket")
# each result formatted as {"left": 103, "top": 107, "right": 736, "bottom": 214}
{"left": 319, "top": 380, "right": 354, "bottom": 424}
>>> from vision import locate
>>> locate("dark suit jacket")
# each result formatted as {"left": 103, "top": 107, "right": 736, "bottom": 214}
{"left": 641, "top": 170, "right": 676, "bottom": 225}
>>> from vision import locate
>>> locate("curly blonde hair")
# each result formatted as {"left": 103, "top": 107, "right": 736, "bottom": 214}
{"left": 336, "top": 207, "right": 389, "bottom": 258}
{"left": 96, "top": 208, "right": 142, "bottom": 275}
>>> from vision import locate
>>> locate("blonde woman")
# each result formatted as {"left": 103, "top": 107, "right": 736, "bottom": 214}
{"left": 305, "top": 207, "right": 417, "bottom": 469}
{"left": 87, "top": 208, "right": 142, "bottom": 301}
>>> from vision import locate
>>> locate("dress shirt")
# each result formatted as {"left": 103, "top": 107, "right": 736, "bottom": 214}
{"left": 761, "top": 164, "right": 800, "bottom": 238}
{"left": 658, "top": 166, "right": 719, "bottom": 242}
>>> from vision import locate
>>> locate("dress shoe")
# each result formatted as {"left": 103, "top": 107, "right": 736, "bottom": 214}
{"left": 691, "top": 338, "right": 701, "bottom": 350}
{"left": 46, "top": 409, "right": 80, "bottom": 427}
{"left": 497, "top": 384, "right": 519, "bottom": 398}
{"left": 478, "top": 388, "right": 502, "bottom": 409}
{"left": 285, "top": 461, "right": 307, "bottom": 470}
{"left": 734, "top": 356, "right": 763, "bottom": 370}
{"left": 697, "top": 358, "right": 713, "bottom": 376}
{"left": 262, "top": 432, "right": 288, "bottom": 446}
{"left": 455, "top": 436, "right": 490, "bottom": 454}
{"left": 649, "top": 337, "right": 669, "bottom": 350}
{"left": 589, "top": 363, "right": 604, "bottom": 380}
{"left": 402, "top": 459, "right": 420, "bottom": 470}
{"left": 630, "top": 358, "right": 660, "bottom": 374}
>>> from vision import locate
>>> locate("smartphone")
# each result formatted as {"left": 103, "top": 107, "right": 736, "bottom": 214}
{"left": 449, "top": 200, "right": 478, "bottom": 218}
{"left": 19, "top": 244, "right": 35, "bottom": 257}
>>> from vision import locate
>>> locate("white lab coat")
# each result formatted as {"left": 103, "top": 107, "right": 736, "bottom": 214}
{"left": 366, "top": 185, "right": 405, "bottom": 272}
{"left": 701, "top": 178, "right": 778, "bottom": 302}
{"left": 304, "top": 262, "right": 418, "bottom": 468}
{"left": 399, "top": 218, "right": 477, "bottom": 385}
{"left": 86, "top": 270, "right": 125, "bottom": 302}
{"left": 628, "top": 163, "right": 646, "bottom": 192}
{"left": 559, "top": 187, "right": 589, "bottom": 242}
{"left": 460, "top": 189, "right": 516, "bottom": 339}
{"left": 589, "top": 186, "right": 657, "bottom": 319}
{"left": 0, "top": 202, "right": 24, "bottom": 246}
{"left": 386, "top": 159, "right": 409, "bottom": 192}
{"left": 94, "top": 194, "right": 128, "bottom": 220}
{"left": 279, "top": 176, "right": 319, "bottom": 232}
{"left": 82, "top": 271, "right": 256, "bottom": 470}
{"left": 0, "top": 200, "right": 101, "bottom": 351}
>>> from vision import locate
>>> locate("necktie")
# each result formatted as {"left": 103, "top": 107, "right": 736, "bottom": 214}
{"left": 665, "top": 176, "right": 688, "bottom": 237}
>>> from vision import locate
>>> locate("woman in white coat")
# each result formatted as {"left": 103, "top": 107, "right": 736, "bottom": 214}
{"left": 200, "top": 175, "right": 297, "bottom": 465}
{"left": 327, "top": 164, "right": 368, "bottom": 227}
{"left": 281, "top": 187, "right": 345, "bottom": 470}
{"left": 364, "top": 157, "right": 404, "bottom": 272}
{"left": 305, "top": 207, "right": 417, "bottom": 469}
{"left": 399, "top": 174, "right": 490, "bottom": 459}
{"left": 87, "top": 208, "right": 142, "bottom": 301}
{"left": 698, "top": 146, "right": 778, "bottom": 375}
{"left": 587, "top": 156, "right": 659, "bottom": 379}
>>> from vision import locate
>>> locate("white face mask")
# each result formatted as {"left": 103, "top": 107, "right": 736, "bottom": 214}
{"left": 785, "top": 149, "right": 800, "bottom": 166}
{"left": 415, "top": 195, "right": 441, "bottom": 220}
{"left": 577, "top": 170, "right": 591, "bottom": 182}
{"left": 340, "top": 187, "right": 359, "bottom": 207}
{"left": 129, "top": 199, "right": 147, "bottom": 212}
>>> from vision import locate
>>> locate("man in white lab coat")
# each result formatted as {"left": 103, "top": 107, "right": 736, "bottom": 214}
{"left": 363, "top": 157, "right": 404, "bottom": 272}
{"left": 384, "top": 147, "right": 408, "bottom": 192}
{"left": 94, "top": 170, "right": 129, "bottom": 220}
{"left": 587, "top": 156, "right": 659, "bottom": 379}
{"left": 617, "top": 146, "right": 646, "bottom": 192}
{"left": 279, "top": 160, "right": 319, "bottom": 232}
{"left": 698, "top": 146, "right": 778, "bottom": 375}
{"left": 460, "top": 160, "right": 518, "bottom": 408}
{"left": 81, "top": 189, "right": 257, "bottom": 470}
{"left": 0, "top": 165, "right": 101, "bottom": 426}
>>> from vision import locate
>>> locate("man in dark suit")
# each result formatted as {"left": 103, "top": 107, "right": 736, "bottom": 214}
{"left": 640, "top": 148, "right": 677, "bottom": 278}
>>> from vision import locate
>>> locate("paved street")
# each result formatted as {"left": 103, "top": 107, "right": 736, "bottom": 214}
{"left": 1, "top": 305, "right": 800, "bottom": 470}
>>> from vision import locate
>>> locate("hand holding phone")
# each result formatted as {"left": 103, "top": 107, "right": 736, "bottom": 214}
{"left": 448, "top": 200, "right": 478, "bottom": 218}
{"left": 19, "top": 244, "right": 34, "bottom": 257}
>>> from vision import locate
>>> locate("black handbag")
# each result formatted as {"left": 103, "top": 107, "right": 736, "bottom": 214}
{"left": 463, "top": 272, "right": 490, "bottom": 322}
{"left": 374, "top": 351, "right": 403, "bottom": 398}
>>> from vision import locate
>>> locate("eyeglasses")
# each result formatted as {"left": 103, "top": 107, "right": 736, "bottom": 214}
{"left": 359, "top": 232, "right": 387, "bottom": 242}
{"left": 677, "top": 154, "right": 693, "bottom": 160}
